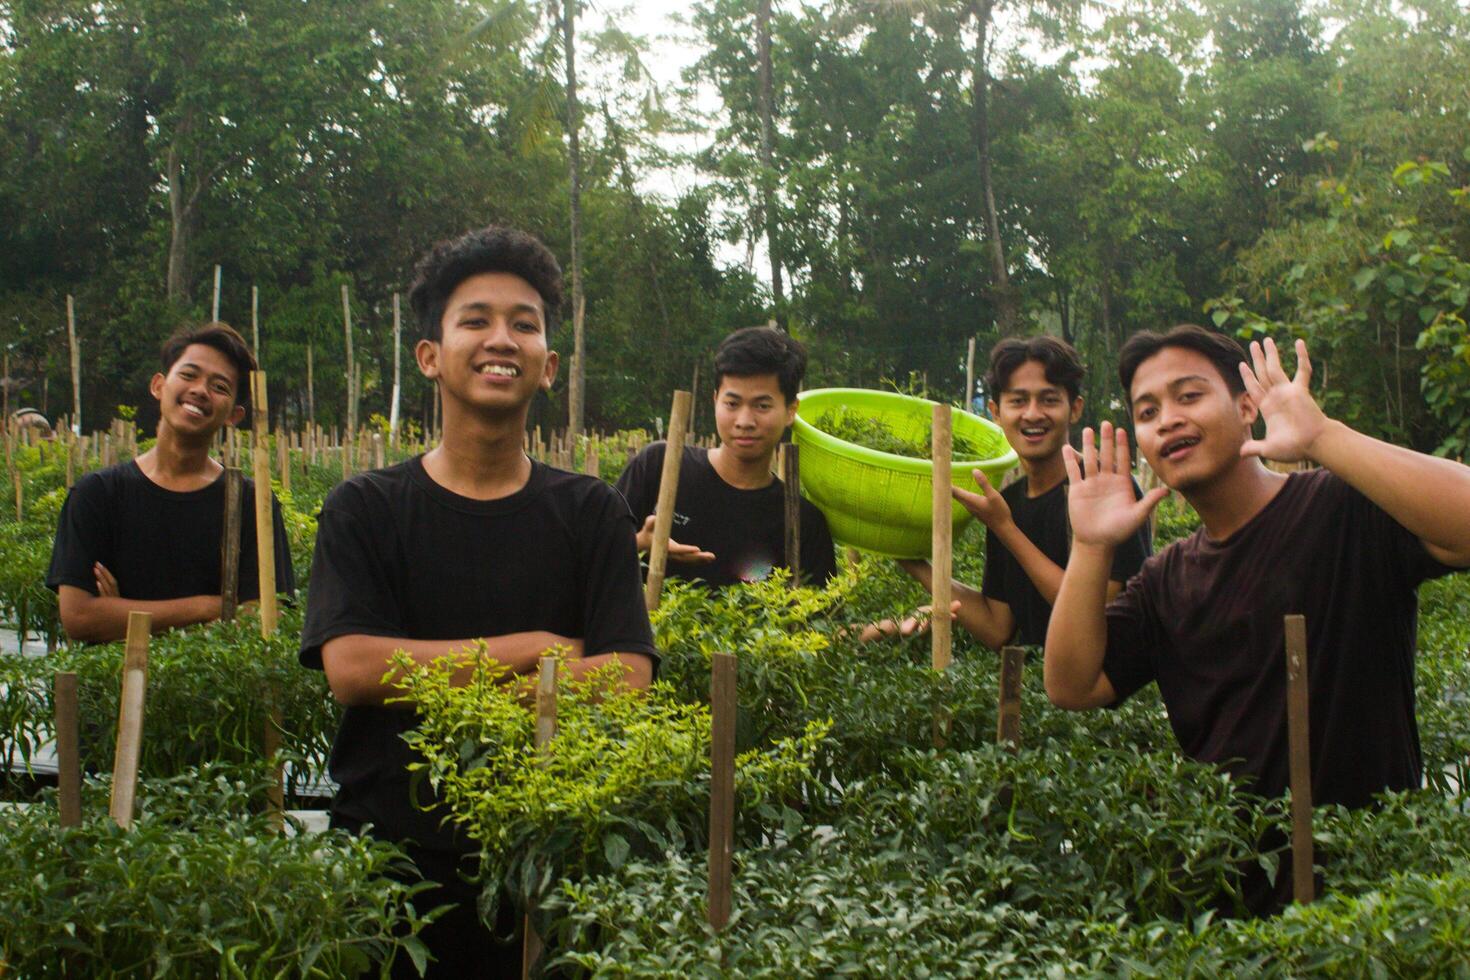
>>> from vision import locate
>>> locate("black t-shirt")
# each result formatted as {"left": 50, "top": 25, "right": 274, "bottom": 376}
{"left": 46, "top": 460, "right": 295, "bottom": 604}
{"left": 300, "top": 456, "right": 657, "bottom": 853}
{"left": 615, "top": 442, "right": 837, "bottom": 589}
{"left": 1102, "top": 469, "right": 1457, "bottom": 809}
{"left": 980, "top": 475, "right": 1150, "bottom": 646}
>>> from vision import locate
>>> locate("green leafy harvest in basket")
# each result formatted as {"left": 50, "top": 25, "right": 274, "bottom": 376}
{"left": 816, "top": 406, "right": 985, "bottom": 460}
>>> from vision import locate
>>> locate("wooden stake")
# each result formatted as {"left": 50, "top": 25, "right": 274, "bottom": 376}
{"left": 781, "top": 444, "right": 801, "bottom": 587}
{"left": 997, "top": 646, "right": 1024, "bottom": 750}
{"left": 220, "top": 466, "right": 244, "bottom": 621}
{"left": 1285, "top": 613, "right": 1314, "bottom": 904}
{"left": 306, "top": 342, "right": 315, "bottom": 431}
{"left": 250, "top": 372, "right": 278, "bottom": 637}
{"left": 930, "top": 404, "right": 953, "bottom": 671}
{"left": 110, "top": 611, "right": 151, "bottom": 829}
{"left": 522, "top": 657, "right": 559, "bottom": 979}
{"left": 67, "top": 295, "right": 81, "bottom": 435}
{"left": 645, "top": 390, "right": 693, "bottom": 611}
{"left": 55, "top": 672, "right": 82, "bottom": 828}
{"left": 277, "top": 429, "right": 290, "bottom": 495}
{"left": 341, "top": 285, "right": 356, "bottom": 434}
{"left": 373, "top": 431, "right": 384, "bottom": 469}
{"left": 251, "top": 284, "right": 260, "bottom": 356}
{"left": 212, "top": 264, "right": 222, "bottom": 322}
{"left": 708, "top": 652, "right": 737, "bottom": 931}
{"left": 390, "top": 292, "right": 402, "bottom": 445}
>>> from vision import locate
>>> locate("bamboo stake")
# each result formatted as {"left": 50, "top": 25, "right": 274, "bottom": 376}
{"left": 67, "top": 295, "right": 81, "bottom": 435}
{"left": 306, "top": 343, "right": 315, "bottom": 432}
{"left": 1285, "top": 614, "right": 1314, "bottom": 904}
{"left": 212, "top": 264, "right": 222, "bottom": 322}
{"left": 110, "top": 611, "right": 151, "bottom": 829}
{"left": 250, "top": 372, "right": 278, "bottom": 636}
{"left": 341, "top": 284, "right": 356, "bottom": 434}
{"left": 931, "top": 404, "right": 954, "bottom": 671}
{"left": 645, "top": 390, "right": 693, "bottom": 611}
{"left": 708, "top": 652, "right": 737, "bottom": 931}
{"left": 277, "top": 429, "right": 290, "bottom": 495}
{"left": 220, "top": 467, "right": 244, "bottom": 621}
{"left": 965, "top": 336, "right": 977, "bottom": 407}
{"left": 522, "top": 657, "right": 559, "bottom": 978}
{"left": 55, "top": 672, "right": 82, "bottom": 828}
{"left": 390, "top": 292, "right": 401, "bottom": 446}
{"left": 997, "top": 646, "right": 1024, "bottom": 750}
{"left": 781, "top": 444, "right": 801, "bottom": 587}
{"left": 251, "top": 284, "right": 260, "bottom": 356}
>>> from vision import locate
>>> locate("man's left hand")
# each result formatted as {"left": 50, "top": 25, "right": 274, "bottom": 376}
{"left": 1239, "top": 337, "right": 1328, "bottom": 463}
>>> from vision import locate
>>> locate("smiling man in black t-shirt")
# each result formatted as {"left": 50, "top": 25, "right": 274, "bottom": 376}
{"left": 616, "top": 326, "right": 836, "bottom": 589}
{"left": 1046, "top": 324, "right": 1470, "bottom": 911}
{"left": 883, "top": 337, "right": 1149, "bottom": 647}
{"left": 47, "top": 323, "right": 294, "bottom": 642}
{"left": 300, "top": 226, "right": 656, "bottom": 977}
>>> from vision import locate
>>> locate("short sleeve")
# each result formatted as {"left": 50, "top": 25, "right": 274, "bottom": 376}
{"left": 577, "top": 486, "right": 658, "bottom": 665}
{"left": 1101, "top": 574, "right": 1163, "bottom": 705}
{"left": 299, "top": 495, "right": 406, "bottom": 670}
{"left": 980, "top": 524, "right": 1007, "bottom": 600}
{"left": 799, "top": 501, "right": 838, "bottom": 587}
{"left": 1346, "top": 478, "right": 1459, "bottom": 588}
{"left": 270, "top": 494, "right": 298, "bottom": 599}
{"left": 46, "top": 475, "right": 109, "bottom": 594}
{"left": 613, "top": 443, "right": 664, "bottom": 525}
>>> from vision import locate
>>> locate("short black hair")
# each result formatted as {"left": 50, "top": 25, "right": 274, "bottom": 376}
{"left": 159, "top": 322, "right": 257, "bottom": 412}
{"left": 1118, "top": 324, "right": 1247, "bottom": 403}
{"left": 984, "top": 335, "right": 1084, "bottom": 402}
{"left": 713, "top": 326, "right": 808, "bottom": 403}
{"left": 407, "top": 226, "right": 564, "bottom": 342}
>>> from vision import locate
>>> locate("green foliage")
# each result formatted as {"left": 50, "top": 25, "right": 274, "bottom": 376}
{"left": 0, "top": 765, "right": 433, "bottom": 978}
{"left": 392, "top": 651, "right": 826, "bottom": 920}
{"left": 0, "top": 605, "right": 338, "bottom": 799}
{"left": 814, "top": 406, "right": 984, "bottom": 460}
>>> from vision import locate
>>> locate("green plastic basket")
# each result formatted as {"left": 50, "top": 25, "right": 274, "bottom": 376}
{"left": 793, "top": 388, "right": 1018, "bottom": 559}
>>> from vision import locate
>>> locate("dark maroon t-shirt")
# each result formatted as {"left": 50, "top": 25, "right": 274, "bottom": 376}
{"left": 1102, "top": 469, "right": 1457, "bottom": 809}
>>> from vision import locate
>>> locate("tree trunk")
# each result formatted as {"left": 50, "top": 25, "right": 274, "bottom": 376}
{"left": 969, "top": 0, "right": 1019, "bottom": 335}
{"left": 757, "top": 0, "right": 786, "bottom": 328}
{"left": 166, "top": 143, "right": 190, "bottom": 305}
{"left": 563, "top": 0, "right": 586, "bottom": 440}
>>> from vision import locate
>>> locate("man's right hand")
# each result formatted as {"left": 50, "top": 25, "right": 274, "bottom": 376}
{"left": 1063, "top": 422, "right": 1169, "bottom": 548}
{"left": 636, "top": 515, "right": 716, "bottom": 564}
{"left": 952, "top": 469, "right": 1012, "bottom": 530}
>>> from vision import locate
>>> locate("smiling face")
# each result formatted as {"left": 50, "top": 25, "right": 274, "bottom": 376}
{"left": 149, "top": 343, "right": 245, "bottom": 438}
{"left": 1129, "top": 346, "right": 1257, "bottom": 492}
{"left": 714, "top": 373, "right": 796, "bottom": 464}
{"left": 415, "top": 271, "right": 558, "bottom": 417}
{"left": 988, "top": 359, "right": 1083, "bottom": 465}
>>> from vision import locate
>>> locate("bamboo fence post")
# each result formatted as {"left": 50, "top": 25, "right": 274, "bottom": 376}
{"left": 390, "top": 292, "right": 401, "bottom": 446}
{"left": 277, "top": 429, "right": 290, "bottom": 495}
{"left": 931, "top": 404, "right": 954, "bottom": 748}
{"left": 251, "top": 284, "right": 259, "bottom": 355}
{"left": 110, "top": 611, "right": 151, "bottom": 829}
{"left": 212, "top": 264, "right": 222, "bottom": 322}
{"left": 1285, "top": 614, "right": 1314, "bottom": 904}
{"left": 220, "top": 466, "right": 244, "bottom": 621}
{"left": 342, "top": 284, "right": 356, "bottom": 434}
{"left": 522, "top": 657, "right": 559, "bottom": 978}
{"left": 373, "top": 432, "right": 384, "bottom": 469}
{"left": 965, "top": 336, "right": 977, "bottom": 407}
{"left": 997, "top": 647, "right": 1024, "bottom": 750}
{"left": 708, "top": 652, "right": 737, "bottom": 931}
{"left": 781, "top": 444, "right": 801, "bottom": 588}
{"left": 645, "top": 390, "right": 693, "bottom": 611}
{"left": 55, "top": 672, "right": 82, "bottom": 828}
{"left": 250, "top": 372, "right": 279, "bottom": 637}
{"left": 306, "top": 343, "right": 315, "bottom": 432}
{"left": 67, "top": 295, "right": 81, "bottom": 435}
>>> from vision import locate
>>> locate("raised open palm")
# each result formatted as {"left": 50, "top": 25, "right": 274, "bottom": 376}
{"left": 1238, "top": 337, "right": 1327, "bottom": 463}
{"left": 1064, "top": 422, "right": 1170, "bottom": 548}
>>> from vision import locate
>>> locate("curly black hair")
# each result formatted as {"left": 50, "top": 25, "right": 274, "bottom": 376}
{"left": 407, "top": 226, "right": 564, "bottom": 342}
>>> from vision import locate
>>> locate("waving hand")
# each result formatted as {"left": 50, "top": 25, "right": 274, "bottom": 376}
{"left": 1064, "top": 422, "right": 1169, "bottom": 549}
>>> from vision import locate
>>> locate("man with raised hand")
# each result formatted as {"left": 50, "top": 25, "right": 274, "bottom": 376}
{"left": 879, "top": 336, "right": 1150, "bottom": 646}
{"left": 616, "top": 325, "right": 836, "bottom": 588}
{"left": 47, "top": 323, "right": 294, "bottom": 643}
{"left": 300, "top": 226, "right": 656, "bottom": 977}
{"left": 1046, "top": 324, "right": 1470, "bottom": 909}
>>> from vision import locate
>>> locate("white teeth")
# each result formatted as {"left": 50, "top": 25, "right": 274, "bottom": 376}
{"left": 182, "top": 403, "right": 206, "bottom": 417}
{"left": 479, "top": 364, "right": 518, "bottom": 377}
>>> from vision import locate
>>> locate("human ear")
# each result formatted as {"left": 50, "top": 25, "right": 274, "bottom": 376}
{"left": 1238, "top": 389, "right": 1259, "bottom": 427}
{"left": 228, "top": 404, "right": 246, "bottom": 427}
{"left": 784, "top": 397, "right": 798, "bottom": 427}
{"left": 986, "top": 399, "right": 999, "bottom": 418}
{"left": 148, "top": 373, "right": 166, "bottom": 402}
{"left": 541, "top": 350, "right": 560, "bottom": 391}
{"left": 1069, "top": 397, "right": 1084, "bottom": 424}
{"left": 415, "top": 339, "right": 439, "bottom": 380}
